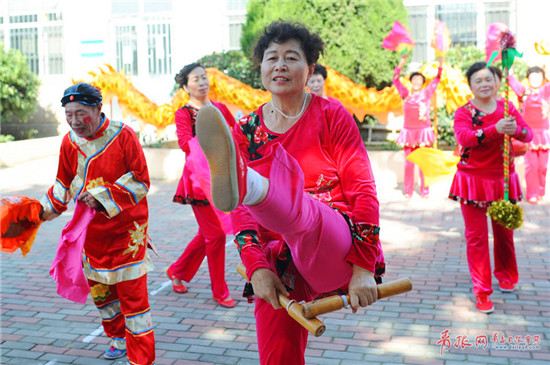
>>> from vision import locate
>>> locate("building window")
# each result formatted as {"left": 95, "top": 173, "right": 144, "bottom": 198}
{"left": 227, "top": 0, "right": 247, "bottom": 11}
{"left": 46, "top": 12, "right": 63, "bottom": 21}
{"left": 228, "top": 23, "right": 242, "bottom": 50}
{"left": 147, "top": 23, "right": 171, "bottom": 75}
{"left": 116, "top": 25, "right": 138, "bottom": 76}
{"left": 10, "top": 27, "right": 39, "bottom": 74}
{"left": 44, "top": 25, "right": 63, "bottom": 74}
{"left": 485, "top": 1, "right": 511, "bottom": 26}
{"left": 112, "top": 0, "right": 139, "bottom": 15}
{"left": 436, "top": 3, "right": 477, "bottom": 46}
{"left": 408, "top": 6, "right": 428, "bottom": 63}
{"left": 9, "top": 14, "right": 38, "bottom": 23}
{"left": 144, "top": 0, "right": 172, "bottom": 13}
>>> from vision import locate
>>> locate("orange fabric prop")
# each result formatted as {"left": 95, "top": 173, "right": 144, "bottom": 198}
{"left": 1, "top": 196, "right": 43, "bottom": 256}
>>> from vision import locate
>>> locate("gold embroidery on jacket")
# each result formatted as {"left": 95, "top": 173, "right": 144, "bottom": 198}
{"left": 124, "top": 221, "right": 147, "bottom": 258}
{"left": 86, "top": 177, "right": 106, "bottom": 190}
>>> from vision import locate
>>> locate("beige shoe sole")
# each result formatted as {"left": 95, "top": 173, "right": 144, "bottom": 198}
{"left": 196, "top": 105, "right": 239, "bottom": 212}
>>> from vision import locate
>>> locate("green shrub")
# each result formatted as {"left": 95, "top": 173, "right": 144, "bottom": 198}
{"left": 0, "top": 43, "right": 40, "bottom": 122}
{"left": 431, "top": 106, "right": 456, "bottom": 148}
{"left": 0, "top": 134, "right": 15, "bottom": 143}
{"left": 240, "top": 0, "right": 408, "bottom": 90}
{"left": 200, "top": 50, "right": 263, "bottom": 90}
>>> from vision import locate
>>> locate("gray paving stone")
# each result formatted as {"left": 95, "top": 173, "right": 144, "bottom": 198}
{"left": 2, "top": 155, "right": 549, "bottom": 365}
{"left": 2, "top": 349, "right": 43, "bottom": 360}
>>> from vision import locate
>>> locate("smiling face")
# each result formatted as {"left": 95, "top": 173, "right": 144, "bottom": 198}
{"left": 307, "top": 73, "right": 325, "bottom": 96}
{"left": 469, "top": 68, "right": 496, "bottom": 101}
{"left": 261, "top": 38, "right": 314, "bottom": 97}
{"left": 183, "top": 66, "right": 210, "bottom": 100}
{"left": 410, "top": 74, "right": 425, "bottom": 91}
{"left": 64, "top": 102, "right": 102, "bottom": 138}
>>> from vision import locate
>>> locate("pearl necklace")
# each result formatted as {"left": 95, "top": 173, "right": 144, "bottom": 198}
{"left": 270, "top": 93, "right": 308, "bottom": 119}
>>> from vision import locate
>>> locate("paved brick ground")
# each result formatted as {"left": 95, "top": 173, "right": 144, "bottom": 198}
{"left": 1, "top": 155, "right": 549, "bottom": 364}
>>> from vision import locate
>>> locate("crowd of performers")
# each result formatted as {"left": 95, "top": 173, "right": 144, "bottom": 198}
{"left": 3, "top": 19, "right": 549, "bottom": 365}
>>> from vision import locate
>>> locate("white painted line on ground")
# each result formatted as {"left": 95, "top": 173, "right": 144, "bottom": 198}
{"left": 226, "top": 238, "right": 233, "bottom": 247}
{"left": 44, "top": 361, "right": 58, "bottom": 365}
{"left": 83, "top": 326, "right": 104, "bottom": 343}
{"left": 150, "top": 280, "right": 172, "bottom": 296}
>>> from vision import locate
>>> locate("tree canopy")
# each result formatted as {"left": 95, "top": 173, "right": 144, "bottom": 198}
{"left": 0, "top": 44, "right": 40, "bottom": 122}
{"left": 240, "top": 0, "right": 409, "bottom": 89}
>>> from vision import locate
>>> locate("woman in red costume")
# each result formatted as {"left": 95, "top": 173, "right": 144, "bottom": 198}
{"left": 167, "top": 62, "right": 236, "bottom": 308}
{"left": 393, "top": 53, "right": 443, "bottom": 198}
{"left": 449, "top": 62, "right": 532, "bottom": 313}
{"left": 195, "top": 21, "right": 384, "bottom": 364}
{"left": 509, "top": 66, "right": 550, "bottom": 204}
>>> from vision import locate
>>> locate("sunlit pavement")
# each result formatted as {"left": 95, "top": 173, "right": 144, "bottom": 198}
{"left": 1, "top": 155, "right": 548, "bottom": 364}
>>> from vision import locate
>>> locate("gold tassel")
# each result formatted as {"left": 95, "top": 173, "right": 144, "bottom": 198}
{"left": 487, "top": 200, "right": 524, "bottom": 230}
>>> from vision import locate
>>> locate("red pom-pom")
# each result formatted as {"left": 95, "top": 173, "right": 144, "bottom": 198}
{"left": 499, "top": 30, "right": 516, "bottom": 50}
{"left": 512, "top": 140, "right": 527, "bottom": 156}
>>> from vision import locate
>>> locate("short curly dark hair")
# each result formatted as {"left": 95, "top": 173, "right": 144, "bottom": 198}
{"left": 175, "top": 62, "right": 204, "bottom": 88}
{"left": 489, "top": 66, "right": 502, "bottom": 81}
{"left": 313, "top": 64, "right": 327, "bottom": 80}
{"left": 466, "top": 62, "right": 492, "bottom": 86}
{"left": 253, "top": 20, "right": 324, "bottom": 66}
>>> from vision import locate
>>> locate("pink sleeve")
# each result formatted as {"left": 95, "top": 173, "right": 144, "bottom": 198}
{"left": 393, "top": 66, "right": 409, "bottom": 99}
{"left": 454, "top": 106, "right": 499, "bottom": 147}
{"left": 509, "top": 74, "right": 525, "bottom": 98}
{"left": 541, "top": 81, "right": 550, "bottom": 100}
{"left": 509, "top": 102, "right": 533, "bottom": 142}
{"left": 329, "top": 105, "right": 380, "bottom": 272}
{"left": 424, "top": 75, "right": 441, "bottom": 99}
{"left": 175, "top": 108, "right": 193, "bottom": 154}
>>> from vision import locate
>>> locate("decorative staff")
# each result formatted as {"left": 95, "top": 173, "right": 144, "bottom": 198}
{"left": 486, "top": 30, "right": 524, "bottom": 230}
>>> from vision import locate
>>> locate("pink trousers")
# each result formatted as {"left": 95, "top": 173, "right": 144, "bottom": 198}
{"left": 404, "top": 146, "right": 428, "bottom": 196}
{"left": 171, "top": 204, "right": 230, "bottom": 300}
{"left": 524, "top": 149, "right": 549, "bottom": 200}
{"left": 248, "top": 146, "right": 355, "bottom": 365}
{"left": 460, "top": 203, "right": 518, "bottom": 295}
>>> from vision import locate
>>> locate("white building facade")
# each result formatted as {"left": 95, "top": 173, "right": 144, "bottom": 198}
{"left": 404, "top": 0, "right": 549, "bottom": 71}
{"left": 1, "top": 0, "right": 548, "bottom": 124}
{"left": 0, "top": 0, "right": 248, "bottom": 121}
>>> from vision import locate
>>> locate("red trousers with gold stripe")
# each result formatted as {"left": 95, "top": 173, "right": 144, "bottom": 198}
{"left": 89, "top": 274, "right": 155, "bottom": 365}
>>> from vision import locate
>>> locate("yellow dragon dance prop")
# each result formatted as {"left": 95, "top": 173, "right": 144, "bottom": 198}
{"left": 534, "top": 40, "right": 550, "bottom": 55}
{"left": 85, "top": 63, "right": 476, "bottom": 130}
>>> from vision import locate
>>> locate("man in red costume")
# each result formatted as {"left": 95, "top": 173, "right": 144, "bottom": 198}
{"left": 40, "top": 83, "right": 155, "bottom": 364}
